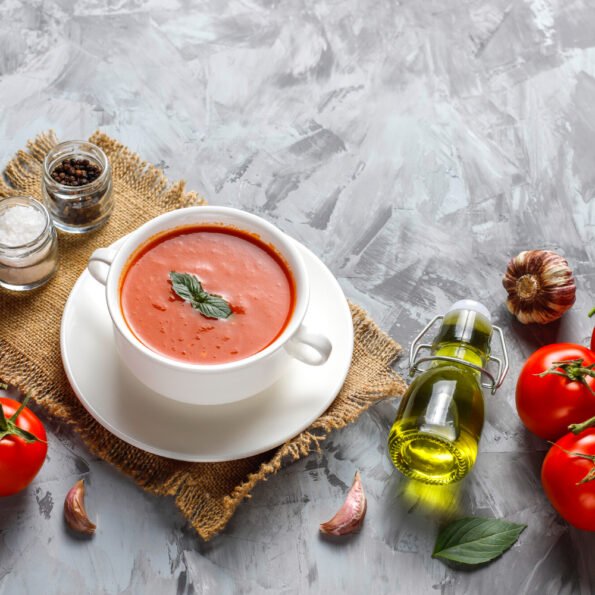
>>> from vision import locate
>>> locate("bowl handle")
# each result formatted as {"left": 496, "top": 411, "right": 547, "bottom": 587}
{"left": 88, "top": 247, "right": 117, "bottom": 285}
{"left": 285, "top": 325, "right": 332, "bottom": 366}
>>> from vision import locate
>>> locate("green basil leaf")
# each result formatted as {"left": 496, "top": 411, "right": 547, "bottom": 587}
{"left": 169, "top": 271, "right": 232, "bottom": 320}
{"left": 169, "top": 272, "right": 204, "bottom": 303}
{"left": 432, "top": 517, "right": 526, "bottom": 566}
{"left": 192, "top": 293, "right": 232, "bottom": 320}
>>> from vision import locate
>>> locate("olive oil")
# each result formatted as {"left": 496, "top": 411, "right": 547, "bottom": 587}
{"left": 388, "top": 301, "right": 494, "bottom": 485}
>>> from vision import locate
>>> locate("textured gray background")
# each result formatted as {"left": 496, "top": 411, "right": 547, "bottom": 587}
{"left": 1, "top": 0, "right": 595, "bottom": 593}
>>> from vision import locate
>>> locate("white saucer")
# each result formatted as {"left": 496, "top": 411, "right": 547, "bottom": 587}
{"left": 60, "top": 238, "right": 354, "bottom": 462}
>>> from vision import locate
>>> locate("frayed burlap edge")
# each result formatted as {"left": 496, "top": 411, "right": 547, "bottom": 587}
{"left": 218, "top": 305, "right": 406, "bottom": 521}
{"left": 0, "top": 131, "right": 406, "bottom": 540}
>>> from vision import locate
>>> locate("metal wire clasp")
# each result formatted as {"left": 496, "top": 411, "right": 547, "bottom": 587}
{"left": 408, "top": 315, "right": 509, "bottom": 395}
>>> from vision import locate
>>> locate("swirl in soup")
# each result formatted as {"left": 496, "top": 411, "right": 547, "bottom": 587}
{"left": 120, "top": 225, "right": 296, "bottom": 364}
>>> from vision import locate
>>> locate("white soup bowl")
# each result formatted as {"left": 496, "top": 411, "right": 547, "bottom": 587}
{"left": 87, "top": 207, "right": 332, "bottom": 405}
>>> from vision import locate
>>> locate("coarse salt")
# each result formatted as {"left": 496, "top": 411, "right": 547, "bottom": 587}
{"left": 0, "top": 204, "right": 46, "bottom": 247}
{"left": 0, "top": 198, "right": 58, "bottom": 290}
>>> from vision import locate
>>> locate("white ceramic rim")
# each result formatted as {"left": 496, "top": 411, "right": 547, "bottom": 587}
{"left": 103, "top": 206, "right": 310, "bottom": 372}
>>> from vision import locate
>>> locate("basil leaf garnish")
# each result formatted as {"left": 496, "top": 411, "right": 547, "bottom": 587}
{"left": 169, "top": 271, "right": 203, "bottom": 303}
{"left": 192, "top": 294, "right": 233, "bottom": 319}
{"left": 432, "top": 517, "right": 526, "bottom": 566}
{"left": 169, "top": 272, "right": 232, "bottom": 320}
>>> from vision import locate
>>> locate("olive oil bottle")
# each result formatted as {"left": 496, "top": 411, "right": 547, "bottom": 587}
{"left": 388, "top": 301, "right": 508, "bottom": 485}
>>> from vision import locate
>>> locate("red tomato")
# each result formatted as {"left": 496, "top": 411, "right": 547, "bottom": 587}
{"left": 0, "top": 397, "right": 48, "bottom": 497}
{"left": 589, "top": 308, "right": 595, "bottom": 352}
{"left": 542, "top": 428, "right": 595, "bottom": 531}
{"left": 516, "top": 344, "right": 595, "bottom": 441}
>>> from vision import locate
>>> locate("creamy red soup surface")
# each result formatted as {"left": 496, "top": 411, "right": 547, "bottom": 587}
{"left": 120, "top": 225, "right": 296, "bottom": 364}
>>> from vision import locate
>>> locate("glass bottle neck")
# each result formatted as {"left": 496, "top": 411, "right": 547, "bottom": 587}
{"left": 430, "top": 309, "right": 492, "bottom": 369}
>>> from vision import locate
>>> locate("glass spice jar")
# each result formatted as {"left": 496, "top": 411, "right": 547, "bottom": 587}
{"left": 0, "top": 196, "right": 59, "bottom": 291}
{"left": 42, "top": 140, "right": 113, "bottom": 233}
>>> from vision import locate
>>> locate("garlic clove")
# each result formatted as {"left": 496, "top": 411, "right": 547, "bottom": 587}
{"left": 64, "top": 479, "right": 96, "bottom": 535}
{"left": 320, "top": 470, "right": 367, "bottom": 536}
{"left": 502, "top": 250, "right": 576, "bottom": 325}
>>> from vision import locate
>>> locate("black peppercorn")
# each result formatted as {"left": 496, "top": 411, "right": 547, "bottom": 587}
{"left": 50, "top": 157, "right": 103, "bottom": 187}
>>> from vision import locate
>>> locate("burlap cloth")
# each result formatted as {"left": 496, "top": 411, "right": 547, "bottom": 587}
{"left": 0, "top": 131, "right": 406, "bottom": 540}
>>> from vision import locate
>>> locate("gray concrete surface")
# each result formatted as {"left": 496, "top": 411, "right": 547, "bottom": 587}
{"left": 1, "top": 0, "right": 595, "bottom": 593}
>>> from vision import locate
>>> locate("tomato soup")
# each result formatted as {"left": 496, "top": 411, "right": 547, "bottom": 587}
{"left": 120, "top": 226, "right": 296, "bottom": 364}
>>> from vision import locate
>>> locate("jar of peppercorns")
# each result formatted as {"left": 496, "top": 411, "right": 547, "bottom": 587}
{"left": 42, "top": 140, "right": 113, "bottom": 233}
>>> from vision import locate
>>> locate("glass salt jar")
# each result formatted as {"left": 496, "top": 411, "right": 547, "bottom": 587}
{"left": 42, "top": 140, "right": 113, "bottom": 233}
{"left": 0, "top": 196, "right": 59, "bottom": 291}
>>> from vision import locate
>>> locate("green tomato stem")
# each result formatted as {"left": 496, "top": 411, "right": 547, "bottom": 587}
{"left": 0, "top": 394, "right": 46, "bottom": 444}
{"left": 569, "top": 415, "right": 595, "bottom": 435}
{"left": 550, "top": 441, "right": 595, "bottom": 485}
{"left": 0, "top": 403, "right": 7, "bottom": 432}
{"left": 536, "top": 358, "right": 595, "bottom": 397}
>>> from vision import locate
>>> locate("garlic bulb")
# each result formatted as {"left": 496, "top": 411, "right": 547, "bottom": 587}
{"left": 320, "top": 471, "right": 367, "bottom": 536}
{"left": 502, "top": 250, "right": 576, "bottom": 324}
